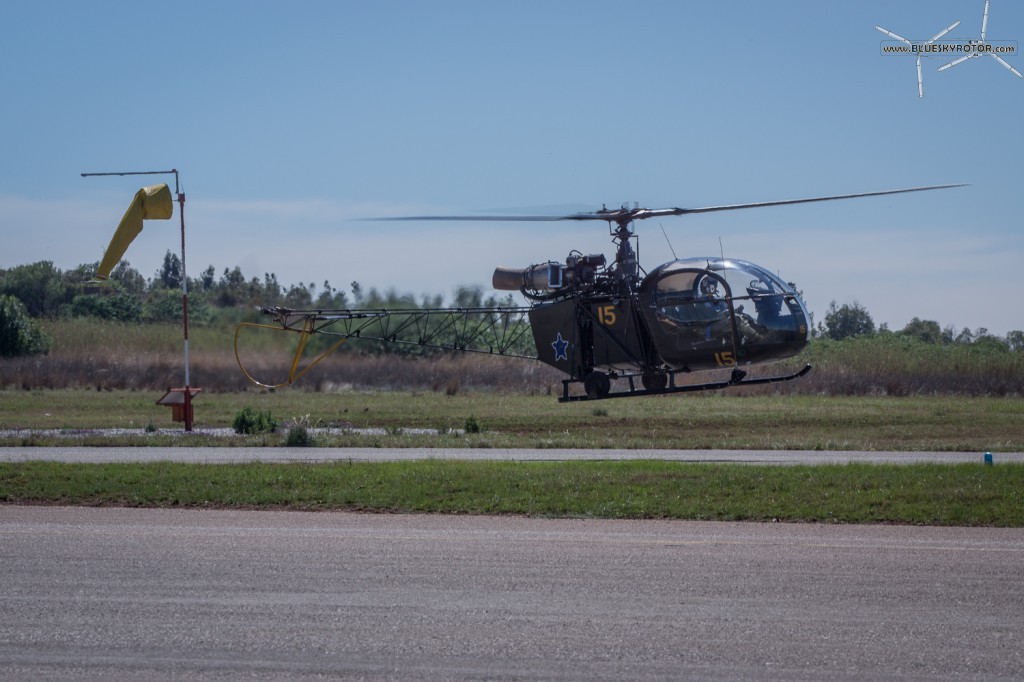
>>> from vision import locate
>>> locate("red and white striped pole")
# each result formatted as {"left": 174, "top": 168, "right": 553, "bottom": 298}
{"left": 173, "top": 171, "right": 193, "bottom": 431}
{"left": 83, "top": 168, "right": 196, "bottom": 431}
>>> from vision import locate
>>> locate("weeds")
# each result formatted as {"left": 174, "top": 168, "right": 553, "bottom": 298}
{"left": 2, "top": 318, "right": 1022, "bottom": 396}
{"left": 283, "top": 414, "right": 317, "bottom": 446}
{"left": 232, "top": 407, "right": 278, "bottom": 434}
{"left": 285, "top": 425, "right": 315, "bottom": 447}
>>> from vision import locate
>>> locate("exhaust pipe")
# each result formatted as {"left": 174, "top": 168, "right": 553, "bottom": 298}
{"left": 492, "top": 263, "right": 563, "bottom": 291}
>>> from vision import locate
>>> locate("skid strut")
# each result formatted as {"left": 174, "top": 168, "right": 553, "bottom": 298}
{"left": 559, "top": 364, "right": 813, "bottom": 402}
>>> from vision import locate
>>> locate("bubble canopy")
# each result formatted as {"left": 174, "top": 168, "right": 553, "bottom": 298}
{"left": 638, "top": 257, "right": 810, "bottom": 370}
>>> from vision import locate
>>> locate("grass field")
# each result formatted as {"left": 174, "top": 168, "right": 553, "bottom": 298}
{"left": 2, "top": 390, "right": 1022, "bottom": 525}
{"left": 1, "top": 389, "right": 1022, "bottom": 451}
{"left": 2, "top": 460, "right": 1022, "bottom": 526}
{"left": 2, "top": 319, "right": 1022, "bottom": 525}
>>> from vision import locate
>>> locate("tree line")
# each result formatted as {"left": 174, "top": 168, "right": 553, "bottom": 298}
{"left": 818, "top": 300, "right": 1023, "bottom": 352}
{"left": 2, "top": 257, "right": 1022, "bottom": 357}
{"left": 0, "top": 254, "right": 515, "bottom": 357}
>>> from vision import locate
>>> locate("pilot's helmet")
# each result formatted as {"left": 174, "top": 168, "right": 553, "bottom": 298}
{"left": 747, "top": 278, "right": 772, "bottom": 296}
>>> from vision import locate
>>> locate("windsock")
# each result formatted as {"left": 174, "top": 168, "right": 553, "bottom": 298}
{"left": 96, "top": 183, "right": 174, "bottom": 280}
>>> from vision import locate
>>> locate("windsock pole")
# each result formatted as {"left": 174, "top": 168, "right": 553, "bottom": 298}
{"left": 82, "top": 168, "right": 196, "bottom": 431}
{"left": 173, "top": 171, "right": 193, "bottom": 431}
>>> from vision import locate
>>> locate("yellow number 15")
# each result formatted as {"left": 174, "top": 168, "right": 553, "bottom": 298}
{"left": 714, "top": 351, "right": 736, "bottom": 367}
{"left": 597, "top": 305, "right": 617, "bottom": 326}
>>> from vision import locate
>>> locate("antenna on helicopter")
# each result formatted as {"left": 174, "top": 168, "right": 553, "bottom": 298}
{"left": 659, "top": 223, "right": 677, "bottom": 260}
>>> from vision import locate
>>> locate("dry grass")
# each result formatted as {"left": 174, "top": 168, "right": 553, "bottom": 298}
{"left": 1, "top": 319, "right": 1022, "bottom": 397}
{"left": 0, "top": 319, "right": 562, "bottom": 394}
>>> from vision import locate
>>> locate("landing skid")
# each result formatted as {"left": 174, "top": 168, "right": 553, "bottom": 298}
{"left": 559, "top": 365, "right": 813, "bottom": 402}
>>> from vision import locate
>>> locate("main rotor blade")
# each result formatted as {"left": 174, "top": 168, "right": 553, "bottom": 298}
{"left": 365, "top": 185, "right": 966, "bottom": 224}
{"left": 991, "top": 53, "right": 1024, "bottom": 78}
{"left": 939, "top": 54, "right": 973, "bottom": 71}
{"left": 981, "top": 0, "right": 989, "bottom": 41}
{"left": 365, "top": 213, "right": 596, "bottom": 222}
{"left": 928, "top": 20, "right": 960, "bottom": 44}
{"left": 875, "top": 25, "right": 912, "bottom": 45}
{"left": 917, "top": 56, "right": 924, "bottom": 98}
{"left": 661, "top": 184, "right": 966, "bottom": 217}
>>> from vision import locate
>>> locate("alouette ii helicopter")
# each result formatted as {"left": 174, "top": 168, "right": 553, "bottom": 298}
{"left": 238, "top": 184, "right": 961, "bottom": 401}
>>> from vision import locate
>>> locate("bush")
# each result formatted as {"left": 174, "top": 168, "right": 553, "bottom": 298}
{"left": 0, "top": 295, "right": 51, "bottom": 357}
{"left": 68, "top": 292, "right": 143, "bottom": 322}
{"left": 232, "top": 406, "right": 278, "bottom": 434}
{"left": 464, "top": 415, "right": 482, "bottom": 433}
{"left": 285, "top": 425, "right": 316, "bottom": 447}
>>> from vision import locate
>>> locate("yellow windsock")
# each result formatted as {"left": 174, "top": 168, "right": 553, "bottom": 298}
{"left": 96, "top": 183, "right": 174, "bottom": 280}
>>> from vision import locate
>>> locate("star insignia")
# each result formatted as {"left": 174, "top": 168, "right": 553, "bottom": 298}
{"left": 551, "top": 332, "right": 569, "bottom": 361}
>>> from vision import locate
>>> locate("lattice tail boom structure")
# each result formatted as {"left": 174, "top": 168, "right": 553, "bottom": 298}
{"left": 235, "top": 306, "right": 536, "bottom": 389}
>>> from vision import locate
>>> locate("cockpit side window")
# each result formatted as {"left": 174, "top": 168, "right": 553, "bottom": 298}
{"left": 651, "top": 270, "right": 729, "bottom": 326}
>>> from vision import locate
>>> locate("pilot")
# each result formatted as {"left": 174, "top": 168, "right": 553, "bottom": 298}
{"left": 696, "top": 277, "right": 730, "bottom": 344}
{"left": 654, "top": 275, "right": 731, "bottom": 347}
{"left": 747, "top": 279, "right": 784, "bottom": 328}
{"left": 700, "top": 275, "right": 774, "bottom": 347}
{"left": 699, "top": 276, "right": 719, "bottom": 298}
{"left": 698, "top": 277, "right": 730, "bottom": 315}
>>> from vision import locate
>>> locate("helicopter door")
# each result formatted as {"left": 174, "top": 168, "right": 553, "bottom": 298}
{"left": 641, "top": 268, "right": 740, "bottom": 371}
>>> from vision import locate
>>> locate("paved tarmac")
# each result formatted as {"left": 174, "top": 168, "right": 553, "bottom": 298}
{"left": 1, "top": 446, "right": 1022, "bottom": 464}
{"left": 2, "top": 506, "right": 1023, "bottom": 680}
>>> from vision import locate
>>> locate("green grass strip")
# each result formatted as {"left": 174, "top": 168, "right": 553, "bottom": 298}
{"left": 2, "top": 461, "right": 1022, "bottom": 526}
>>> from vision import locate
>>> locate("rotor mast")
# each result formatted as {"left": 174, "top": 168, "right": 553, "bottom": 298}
{"left": 605, "top": 207, "right": 641, "bottom": 293}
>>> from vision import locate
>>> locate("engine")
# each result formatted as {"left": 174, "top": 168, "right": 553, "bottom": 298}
{"left": 492, "top": 253, "right": 607, "bottom": 293}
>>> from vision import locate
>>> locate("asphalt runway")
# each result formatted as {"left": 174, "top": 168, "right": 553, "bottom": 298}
{"left": 1, "top": 506, "right": 1022, "bottom": 680}
{"left": 2, "top": 446, "right": 1022, "bottom": 464}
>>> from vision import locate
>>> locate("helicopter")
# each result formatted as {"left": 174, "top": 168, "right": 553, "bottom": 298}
{"left": 238, "top": 184, "right": 963, "bottom": 401}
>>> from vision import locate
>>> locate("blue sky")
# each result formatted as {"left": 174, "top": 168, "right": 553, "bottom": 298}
{"left": 2, "top": 1, "right": 1022, "bottom": 334}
